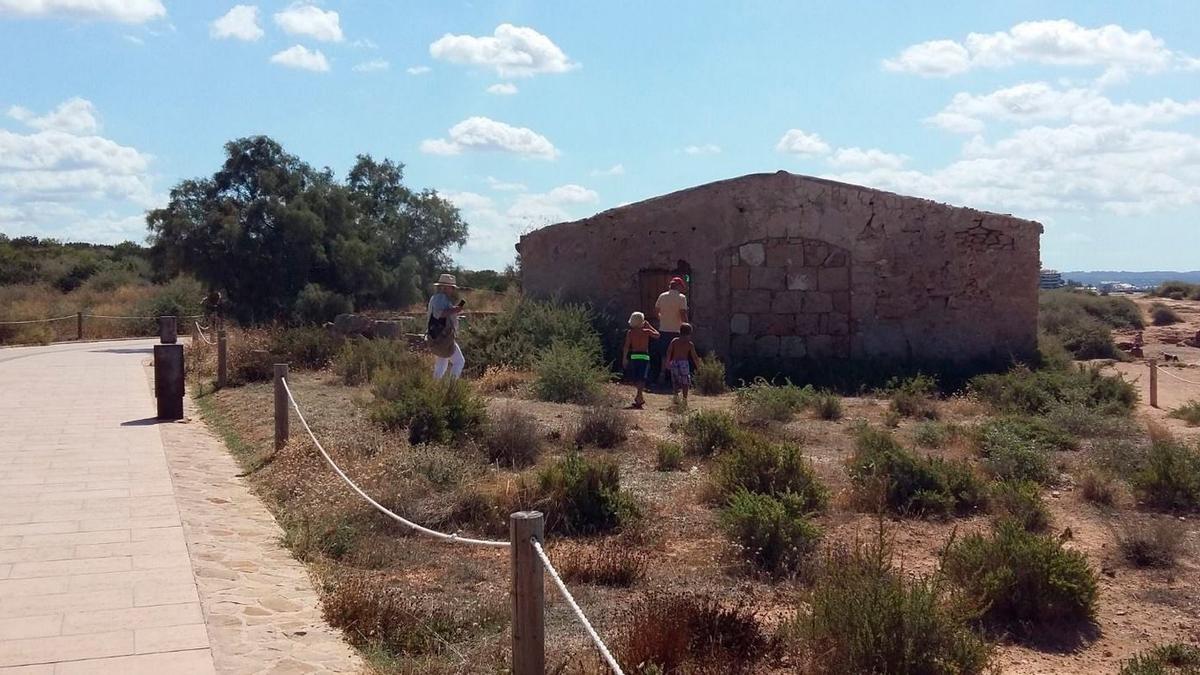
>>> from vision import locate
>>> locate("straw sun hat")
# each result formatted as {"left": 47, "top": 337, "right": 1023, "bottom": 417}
{"left": 435, "top": 273, "right": 458, "bottom": 288}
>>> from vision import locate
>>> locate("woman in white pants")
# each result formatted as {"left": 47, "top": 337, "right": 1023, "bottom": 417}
{"left": 427, "top": 273, "right": 465, "bottom": 379}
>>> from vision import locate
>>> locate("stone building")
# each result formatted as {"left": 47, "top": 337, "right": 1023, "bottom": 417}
{"left": 517, "top": 171, "right": 1042, "bottom": 365}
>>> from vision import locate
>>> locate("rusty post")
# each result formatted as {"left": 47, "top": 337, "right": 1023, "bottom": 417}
{"left": 510, "top": 511, "right": 545, "bottom": 675}
{"left": 158, "top": 315, "right": 177, "bottom": 344}
{"left": 274, "top": 363, "right": 289, "bottom": 449}
{"left": 1149, "top": 358, "right": 1159, "bottom": 408}
{"left": 216, "top": 329, "right": 228, "bottom": 389}
{"left": 76, "top": 312, "right": 83, "bottom": 340}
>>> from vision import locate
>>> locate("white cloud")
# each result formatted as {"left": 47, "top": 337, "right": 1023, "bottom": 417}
{"left": 0, "top": 0, "right": 164, "bottom": 23}
{"left": 122, "top": 33, "right": 142, "bottom": 44}
{"left": 485, "top": 176, "right": 526, "bottom": 191}
{"left": 210, "top": 4, "right": 262, "bottom": 41}
{"left": 273, "top": 2, "right": 342, "bottom": 42}
{"left": 775, "top": 129, "right": 831, "bottom": 156}
{"left": 486, "top": 82, "right": 518, "bottom": 96}
{"left": 885, "top": 20, "right": 1196, "bottom": 77}
{"left": 0, "top": 98, "right": 157, "bottom": 243}
{"left": 420, "top": 116, "right": 558, "bottom": 159}
{"left": 928, "top": 82, "right": 1200, "bottom": 133}
{"left": 591, "top": 163, "right": 625, "bottom": 176}
{"left": 827, "top": 147, "right": 908, "bottom": 170}
{"left": 683, "top": 144, "right": 720, "bottom": 155}
{"left": 269, "top": 45, "right": 330, "bottom": 72}
{"left": 8, "top": 97, "right": 99, "bottom": 135}
{"left": 353, "top": 59, "right": 389, "bottom": 73}
{"left": 451, "top": 184, "right": 599, "bottom": 268}
{"left": 406, "top": 65, "right": 431, "bottom": 75}
{"left": 351, "top": 38, "right": 377, "bottom": 49}
{"left": 430, "top": 23, "right": 576, "bottom": 78}
{"left": 439, "top": 190, "right": 494, "bottom": 212}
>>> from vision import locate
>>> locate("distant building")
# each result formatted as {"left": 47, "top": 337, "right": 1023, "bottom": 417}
{"left": 1039, "top": 269, "right": 1065, "bottom": 289}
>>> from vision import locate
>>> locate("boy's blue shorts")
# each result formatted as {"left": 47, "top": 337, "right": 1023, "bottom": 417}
{"left": 625, "top": 355, "right": 651, "bottom": 384}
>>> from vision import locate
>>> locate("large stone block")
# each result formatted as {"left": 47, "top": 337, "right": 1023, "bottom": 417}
{"left": 771, "top": 291, "right": 805, "bottom": 313}
{"left": 795, "top": 313, "right": 820, "bottom": 336}
{"left": 803, "top": 292, "right": 834, "bottom": 314}
{"left": 781, "top": 335, "right": 807, "bottom": 358}
{"left": 823, "top": 313, "right": 850, "bottom": 336}
{"left": 732, "top": 289, "right": 772, "bottom": 313}
{"left": 804, "top": 241, "right": 829, "bottom": 266}
{"left": 730, "top": 266, "right": 749, "bottom": 290}
{"left": 832, "top": 291, "right": 851, "bottom": 314}
{"left": 786, "top": 268, "right": 817, "bottom": 291}
{"left": 731, "top": 334, "right": 756, "bottom": 356}
{"left": 730, "top": 313, "right": 750, "bottom": 335}
{"left": 808, "top": 335, "right": 835, "bottom": 358}
{"left": 752, "top": 313, "right": 794, "bottom": 336}
{"left": 748, "top": 266, "right": 785, "bottom": 290}
{"left": 756, "top": 335, "right": 780, "bottom": 357}
{"left": 374, "top": 321, "right": 403, "bottom": 339}
{"left": 739, "top": 242, "right": 765, "bottom": 266}
{"left": 818, "top": 267, "right": 850, "bottom": 291}
{"left": 334, "top": 313, "right": 374, "bottom": 336}
{"left": 765, "top": 243, "right": 804, "bottom": 267}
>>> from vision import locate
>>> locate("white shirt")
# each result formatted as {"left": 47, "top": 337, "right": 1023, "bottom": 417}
{"left": 655, "top": 290, "right": 688, "bottom": 332}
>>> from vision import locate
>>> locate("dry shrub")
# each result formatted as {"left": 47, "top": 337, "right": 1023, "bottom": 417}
{"left": 1118, "top": 519, "right": 1186, "bottom": 568}
{"left": 656, "top": 441, "right": 684, "bottom": 471}
{"left": 1170, "top": 400, "right": 1200, "bottom": 427}
{"left": 323, "top": 573, "right": 505, "bottom": 657}
{"left": 887, "top": 374, "right": 939, "bottom": 420}
{"left": 693, "top": 352, "right": 727, "bottom": 395}
{"left": 554, "top": 542, "right": 648, "bottom": 587}
{"left": 481, "top": 405, "right": 542, "bottom": 468}
{"left": 477, "top": 365, "right": 532, "bottom": 394}
{"left": 1079, "top": 468, "right": 1119, "bottom": 506}
{"left": 1119, "top": 642, "right": 1200, "bottom": 675}
{"left": 574, "top": 406, "right": 629, "bottom": 449}
{"left": 615, "top": 592, "right": 768, "bottom": 674}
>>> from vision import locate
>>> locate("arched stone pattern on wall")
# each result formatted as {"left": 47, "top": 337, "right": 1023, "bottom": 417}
{"left": 721, "top": 237, "right": 851, "bottom": 360}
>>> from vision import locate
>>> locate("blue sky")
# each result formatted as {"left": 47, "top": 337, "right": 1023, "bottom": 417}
{"left": 1, "top": 1, "right": 1198, "bottom": 271}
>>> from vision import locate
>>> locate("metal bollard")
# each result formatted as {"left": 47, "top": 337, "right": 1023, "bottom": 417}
{"left": 510, "top": 511, "right": 545, "bottom": 675}
{"left": 217, "top": 330, "right": 228, "bottom": 389}
{"left": 274, "top": 363, "right": 289, "bottom": 449}
{"left": 158, "top": 315, "right": 177, "bottom": 344}
{"left": 1149, "top": 359, "right": 1159, "bottom": 408}
{"left": 153, "top": 344, "right": 185, "bottom": 420}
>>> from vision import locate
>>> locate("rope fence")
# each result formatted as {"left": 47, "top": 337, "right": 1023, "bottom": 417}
{"left": 0, "top": 314, "right": 76, "bottom": 325}
{"left": 194, "top": 321, "right": 216, "bottom": 346}
{"left": 277, "top": 371, "right": 624, "bottom": 673}
{"left": 1159, "top": 367, "right": 1200, "bottom": 386}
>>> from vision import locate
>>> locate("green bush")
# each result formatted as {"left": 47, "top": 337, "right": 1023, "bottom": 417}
{"left": 457, "top": 297, "right": 603, "bottom": 374}
{"left": 975, "top": 418, "right": 1060, "bottom": 484}
{"left": 270, "top": 327, "right": 344, "bottom": 370}
{"left": 713, "top": 437, "right": 827, "bottom": 510}
{"left": 537, "top": 453, "right": 638, "bottom": 535}
{"left": 134, "top": 275, "right": 204, "bottom": 320}
{"left": 1151, "top": 303, "right": 1183, "bottom": 326}
{"left": 721, "top": 489, "right": 822, "bottom": 576}
{"left": 1038, "top": 289, "right": 1143, "bottom": 359}
{"left": 1151, "top": 281, "right": 1200, "bottom": 301}
{"left": 813, "top": 391, "right": 843, "bottom": 420}
{"left": 574, "top": 406, "right": 629, "bottom": 449}
{"left": 847, "top": 425, "right": 986, "bottom": 517}
{"left": 693, "top": 352, "right": 727, "bottom": 395}
{"left": 734, "top": 379, "right": 815, "bottom": 425}
{"left": 531, "top": 342, "right": 611, "bottom": 404}
{"left": 801, "top": 539, "right": 991, "bottom": 675}
{"left": 1119, "top": 642, "right": 1200, "bottom": 674}
{"left": 970, "top": 364, "right": 1137, "bottom": 416}
{"left": 655, "top": 441, "right": 684, "bottom": 471}
{"left": 887, "top": 374, "right": 940, "bottom": 420}
{"left": 944, "top": 521, "right": 1098, "bottom": 631}
{"left": 913, "top": 421, "right": 954, "bottom": 449}
{"left": 1170, "top": 400, "right": 1200, "bottom": 427}
{"left": 481, "top": 406, "right": 541, "bottom": 468}
{"left": 293, "top": 282, "right": 353, "bottom": 325}
{"left": 335, "top": 338, "right": 421, "bottom": 385}
{"left": 1131, "top": 439, "right": 1200, "bottom": 511}
{"left": 989, "top": 480, "right": 1050, "bottom": 532}
{"left": 671, "top": 410, "right": 741, "bottom": 456}
{"left": 369, "top": 368, "right": 486, "bottom": 445}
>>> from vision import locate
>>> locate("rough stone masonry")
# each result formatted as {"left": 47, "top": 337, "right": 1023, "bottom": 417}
{"left": 517, "top": 171, "right": 1042, "bottom": 365}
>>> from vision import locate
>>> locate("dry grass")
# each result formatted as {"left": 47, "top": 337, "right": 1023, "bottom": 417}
{"left": 612, "top": 592, "right": 768, "bottom": 674}
{"left": 1118, "top": 519, "right": 1187, "bottom": 568}
{"left": 553, "top": 541, "right": 648, "bottom": 587}
{"left": 476, "top": 365, "right": 533, "bottom": 395}
{"left": 0, "top": 282, "right": 163, "bottom": 344}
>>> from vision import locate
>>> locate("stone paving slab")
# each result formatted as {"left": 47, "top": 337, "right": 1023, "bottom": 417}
{"left": 0, "top": 340, "right": 360, "bottom": 674}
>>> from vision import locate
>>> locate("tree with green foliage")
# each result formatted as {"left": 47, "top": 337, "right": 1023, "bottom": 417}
{"left": 147, "top": 136, "right": 468, "bottom": 323}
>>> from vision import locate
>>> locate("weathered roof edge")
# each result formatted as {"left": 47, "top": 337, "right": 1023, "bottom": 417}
{"left": 519, "top": 170, "right": 1044, "bottom": 246}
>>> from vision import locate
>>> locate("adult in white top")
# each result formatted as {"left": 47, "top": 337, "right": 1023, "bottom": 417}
{"left": 426, "top": 273, "right": 465, "bottom": 379}
{"left": 652, "top": 276, "right": 689, "bottom": 384}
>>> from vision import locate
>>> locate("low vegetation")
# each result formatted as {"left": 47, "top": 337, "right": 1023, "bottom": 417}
{"left": 1170, "top": 400, "right": 1200, "bottom": 427}
{"left": 712, "top": 436, "right": 828, "bottom": 508}
{"left": 887, "top": 374, "right": 940, "bottom": 420}
{"left": 1118, "top": 519, "right": 1186, "bottom": 568}
{"left": 848, "top": 425, "right": 986, "bottom": 517}
{"left": 989, "top": 479, "right": 1051, "bottom": 532}
{"left": 722, "top": 488, "right": 823, "bottom": 576}
{"left": 573, "top": 406, "right": 629, "bottom": 449}
{"left": 1151, "top": 302, "right": 1183, "bottom": 326}
{"left": 1131, "top": 437, "right": 1200, "bottom": 511}
{"left": 974, "top": 418, "right": 1059, "bottom": 484}
{"left": 655, "top": 441, "right": 684, "bottom": 471}
{"left": 970, "top": 364, "right": 1137, "bottom": 417}
{"left": 734, "top": 379, "right": 816, "bottom": 425}
{"left": 535, "top": 453, "right": 638, "bottom": 535}
{"left": 615, "top": 592, "right": 767, "bottom": 674}
{"left": 531, "top": 342, "right": 611, "bottom": 404}
{"left": 1039, "top": 289, "right": 1143, "bottom": 359}
{"left": 335, "top": 338, "right": 419, "bottom": 386}
{"left": 1151, "top": 281, "right": 1200, "bottom": 301}
{"left": 369, "top": 367, "right": 486, "bottom": 445}
{"left": 672, "top": 409, "right": 741, "bottom": 456}
{"left": 1119, "top": 642, "right": 1200, "bottom": 674}
{"left": 554, "top": 543, "right": 648, "bottom": 587}
{"left": 943, "top": 521, "right": 1098, "bottom": 632}
{"left": 798, "top": 537, "right": 991, "bottom": 675}
{"left": 480, "top": 406, "right": 541, "bottom": 468}
{"left": 693, "top": 352, "right": 728, "bottom": 395}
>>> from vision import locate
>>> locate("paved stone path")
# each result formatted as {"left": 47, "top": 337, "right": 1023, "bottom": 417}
{"left": 0, "top": 340, "right": 361, "bottom": 674}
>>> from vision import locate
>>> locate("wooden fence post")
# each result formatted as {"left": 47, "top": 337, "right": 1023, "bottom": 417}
{"left": 510, "top": 511, "right": 545, "bottom": 675}
{"left": 217, "top": 330, "right": 228, "bottom": 389}
{"left": 274, "top": 363, "right": 289, "bottom": 449}
{"left": 76, "top": 312, "right": 83, "bottom": 341}
{"left": 1149, "top": 359, "right": 1159, "bottom": 409}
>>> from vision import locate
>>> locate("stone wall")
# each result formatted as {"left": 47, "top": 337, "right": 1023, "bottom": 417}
{"left": 517, "top": 171, "right": 1042, "bottom": 364}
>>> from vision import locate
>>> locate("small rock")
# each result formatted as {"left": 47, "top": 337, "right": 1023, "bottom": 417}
{"left": 1104, "top": 650, "right": 1113, "bottom": 658}
{"left": 1116, "top": 610, "right": 1127, "bottom": 616}
{"left": 1051, "top": 491, "right": 1061, "bottom": 499}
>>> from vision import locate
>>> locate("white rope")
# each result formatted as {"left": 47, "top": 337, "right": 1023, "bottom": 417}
{"left": 280, "top": 378, "right": 509, "bottom": 548}
{"left": 85, "top": 313, "right": 204, "bottom": 320}
{"left": 0, "top": 314, "right": 75, "bottom": 325}
{"left": 531, "top": 538, "right": 625, "bottom": 675}
{"left": 194, "top": 322, "right": 216, "bottom": 345}
{"left": 1159, "top": 367, "right": 1200, "bottom": 386}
